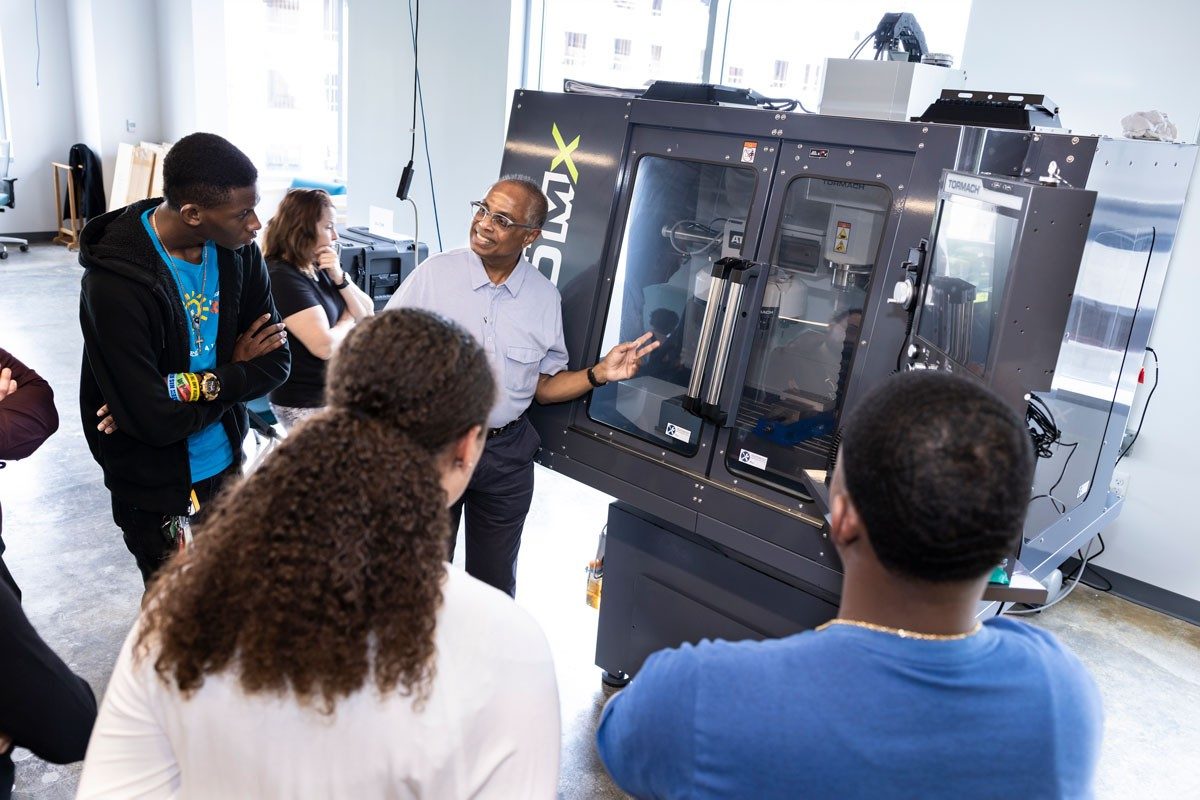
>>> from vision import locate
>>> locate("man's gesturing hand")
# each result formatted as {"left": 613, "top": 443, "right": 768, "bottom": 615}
{"left": 595, "top": 331, "right": 660, "bottom": 384}
{"left": 233, "top": 314, "right": 288, "bottom": 363}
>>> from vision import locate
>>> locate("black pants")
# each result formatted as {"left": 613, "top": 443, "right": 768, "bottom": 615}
{"left": 110, "top": 468, "right": 235, "bottom": 586}
{"left": 448, "top": 418, "right": 541, "bottom": 597}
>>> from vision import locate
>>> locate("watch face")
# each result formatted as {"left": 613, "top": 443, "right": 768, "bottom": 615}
{"left": 202, "top": 373, "right": 220, "bottom": 399}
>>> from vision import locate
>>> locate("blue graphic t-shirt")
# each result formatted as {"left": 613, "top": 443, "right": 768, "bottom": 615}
{"left": 141, "top": 210, "right": 234, "bottom": 482}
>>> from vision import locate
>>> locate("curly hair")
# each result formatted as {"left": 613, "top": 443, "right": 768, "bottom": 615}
{"left": 137, "top": 309, "right": 496, "bottom": 712}
{"left": 162, "top": 132, "right": 258, "bottom": 209}
{"left": 839, "top": 371, "right": 1034, "bottom": 583}
{"left": 264, "top": 189, "right": 334, "bottom": 278}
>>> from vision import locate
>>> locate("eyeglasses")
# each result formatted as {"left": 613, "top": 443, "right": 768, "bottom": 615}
{"left": 470, "top": 201, "right": 538, "bottom": 231}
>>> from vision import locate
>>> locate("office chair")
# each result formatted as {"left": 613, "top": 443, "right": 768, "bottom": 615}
{"left": 0, "top": 140, "right": 30, "bottom": 259}
{"left": 244, "top": 394, "right": 284, "bottom": 473}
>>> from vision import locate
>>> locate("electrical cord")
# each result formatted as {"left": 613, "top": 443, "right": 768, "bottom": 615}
{"left": 407, "top": 0, "right": 442, "bottom": 250}
{"left": 406, "top": 197, "right": 420, "bottom": 265}
{"left": 893, "top": 309, "right": 915, "bottom": 373}
{"left": 1060, "top": 534, "right": 1112, "bottom": 593}
{"left": 758, "top": 95, "right": 814, "bottom": 114}
{"left": 848, "top": 32, "right": 873, "bottom": 59}
{"left": 409, "top": 0, "right": 419, "bottom": 162}
{"left": 1047, "top": 440, "right": 1078, "bottom": 503}
{"left": 1026, "top": 393, "right": 1063, "bottom": 459}
{"left": 31, "top": 0, "right": 42, "bottom": 87}
{"left": 1024, "top": 393, "right": 1076, "bottom": 514}
{"left": 1005, "top": 538, "right": 1096, "bottom": 616}
{"left": 1115, "top": 346, "right": 1158, "bottom": 466}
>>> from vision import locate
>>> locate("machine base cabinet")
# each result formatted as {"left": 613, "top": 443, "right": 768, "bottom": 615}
{"left": 595, "top": 502, "right": 838, "bottom": 681}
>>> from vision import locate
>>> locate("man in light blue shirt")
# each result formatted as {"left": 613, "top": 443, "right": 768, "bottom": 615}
{"left": 387, "top": 177, "right": 657, "bottom": 595}
{"left": 597, "top": 371, "right": 1103, "bottom": 799}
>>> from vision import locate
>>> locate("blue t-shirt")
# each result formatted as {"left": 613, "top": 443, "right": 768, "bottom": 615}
{"left": 141, "top": 210, "right": 234, "bottom": 482}
{"left": 597, "top": 617, "right": 1103, "bottom": 800}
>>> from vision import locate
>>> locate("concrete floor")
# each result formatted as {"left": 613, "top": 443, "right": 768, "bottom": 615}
{"left": 1, "top": 242, "right": 1198, "bottom": 798}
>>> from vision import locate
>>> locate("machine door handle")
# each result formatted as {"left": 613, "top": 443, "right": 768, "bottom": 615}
{"left": 702, "top": 280, "right": 745, "bottom": 419}
{"left": 683, "top": 260, "right": 740, "bottom": 412}
{"left": 686, "top": 258, "right": 757, "bottom": 424}
{"left": 702, "top": 260, "right": 762, "bottom": 425}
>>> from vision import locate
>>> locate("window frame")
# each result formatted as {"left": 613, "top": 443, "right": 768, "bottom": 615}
{"left": 522, "top": 0, "right": 971, "bottom": 99}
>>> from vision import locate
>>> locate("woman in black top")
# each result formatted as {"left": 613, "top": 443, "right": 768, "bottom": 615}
{"left": 264, "top": 189, "right": 374, "bottom": 430}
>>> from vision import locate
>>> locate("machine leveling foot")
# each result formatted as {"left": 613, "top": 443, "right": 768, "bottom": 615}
{"left": 601, "top": 670, "right": 630, "bottom": 689}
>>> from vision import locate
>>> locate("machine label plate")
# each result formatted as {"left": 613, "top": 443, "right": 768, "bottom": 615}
{"left": 738, "top": 449, "right": 769, "bottom": 469}
{"left": 943, "top": 174, "right": 1024, "bottom": 210}
{"left": 741, "top": 141, "right": 758, "bottom": 163}
{"left": 665, "top": 423, "right": 693, "bottom": 443}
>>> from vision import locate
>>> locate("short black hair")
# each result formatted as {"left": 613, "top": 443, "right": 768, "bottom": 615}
{"left": 163, "top": 132, "right": 258, "bottom": 209}
{"left": 839, "top": 371, "right": 1034, "bottom": 582}
{"left": 496, "top": 174, "right": 549, "bottom": 228}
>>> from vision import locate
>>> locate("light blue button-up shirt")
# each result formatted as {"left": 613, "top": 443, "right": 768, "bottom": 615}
{"left": 386, "top": 248, "right": 569, "bottom": 428}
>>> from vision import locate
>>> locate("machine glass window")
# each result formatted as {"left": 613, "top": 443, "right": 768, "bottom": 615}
{"left": 916, "top": 199, "right": 1018, "bottom": 376}
{"left": 587, "top": 155, "right": 757, "bottom": 456}
{"left": 725, "top": 177, "right": 890, "bottom": 497}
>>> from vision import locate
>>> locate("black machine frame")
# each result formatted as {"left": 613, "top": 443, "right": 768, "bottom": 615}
{"left": 497, "top": 89, "right": 1193, "bottom": 682}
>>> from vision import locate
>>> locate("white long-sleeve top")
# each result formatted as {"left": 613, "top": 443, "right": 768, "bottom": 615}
{"left": 77, "top": 567, "right": 561, "bottom": 799}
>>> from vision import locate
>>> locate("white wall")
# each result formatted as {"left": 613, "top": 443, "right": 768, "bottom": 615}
{"left": 346, "top": 0, "right": 518, "bottom": 252}
{"left": 962, "top": 0, "right": 1200, "bottom": 142}
{"left": 157, "top": 0, "right": 229, "bottom": 142}
{"left": 68, "top": 0, "right": 163, "bottom": 202}
{"left": 0, "top": 0, "right": 80, "bottom": 234}
{"left": 964, "top": 0, "right": 1200, "bottom": 602}
{"left": 67, "top": 0, "right": 101, "bottom": 149}
{"left": 157, "top": 0, "right": 197, "bottom": 139}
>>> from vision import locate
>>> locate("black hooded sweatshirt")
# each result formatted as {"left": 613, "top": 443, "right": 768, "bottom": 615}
{"left": 78, "top": 198, "right": 290, "bottom": 513}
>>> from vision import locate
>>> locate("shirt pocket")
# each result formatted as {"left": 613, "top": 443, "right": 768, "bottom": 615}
{"left": 504, "top": 345, "right": 544, "bottom": 392}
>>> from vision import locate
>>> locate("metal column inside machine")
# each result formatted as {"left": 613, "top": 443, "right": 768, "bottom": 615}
{"left": 498, "top": 88, "right": 1196, "bottom": 685}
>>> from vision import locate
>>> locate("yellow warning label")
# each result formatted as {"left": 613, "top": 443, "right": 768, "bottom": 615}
{"left": 834, "top": 240, "right": 848, "bottom": 253}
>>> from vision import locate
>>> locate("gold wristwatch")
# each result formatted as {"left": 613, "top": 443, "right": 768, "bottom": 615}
{"left": 200, "top": 371, "right": 222, "bottom": 401}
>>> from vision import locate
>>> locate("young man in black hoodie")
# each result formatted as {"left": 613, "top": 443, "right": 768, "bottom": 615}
{"left": 79, "top": 133, "right": 290, "bottom": 584}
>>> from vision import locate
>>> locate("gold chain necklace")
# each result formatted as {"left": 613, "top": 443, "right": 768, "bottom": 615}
{"left": 815, "top": 618, "right": 983, "bottom": 641}
{"left": 151, "top": 209, "right": 209, "bottom": 352}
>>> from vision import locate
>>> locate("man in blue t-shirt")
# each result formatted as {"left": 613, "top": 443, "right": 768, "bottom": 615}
{"left": 597, "top": 371, "right": 1103, "bottom": 799}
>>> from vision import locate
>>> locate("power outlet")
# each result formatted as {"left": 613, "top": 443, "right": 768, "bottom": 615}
{"left": 1110, "top": 470, "right": 1131, "bottom": 500}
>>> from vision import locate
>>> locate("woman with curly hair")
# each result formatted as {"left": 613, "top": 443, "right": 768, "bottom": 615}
{"left": 264, "top": 188, "right": 374, "bottom": 430}
{"left": 76, "top": 309, "right": 562, "bottom": 799}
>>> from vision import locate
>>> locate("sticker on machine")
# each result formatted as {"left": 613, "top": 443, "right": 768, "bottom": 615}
{"left": 833, "top": 220, "right": 852, "bottom": 253}
{"left": 664, "top": 422, "right": 693, "bottom": 443}
{"left": 738, "top": 449, "right": 769, "bottom": 470}
{"left": 942, "top": 174, "right": 1024, "bottom": 210}
{"left": 741, "top": 141, "right": 758, "bottom": 163}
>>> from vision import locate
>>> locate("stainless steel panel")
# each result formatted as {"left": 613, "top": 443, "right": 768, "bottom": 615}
{"left": 1020, "top": 138, "right": 1197, "bottom": 580}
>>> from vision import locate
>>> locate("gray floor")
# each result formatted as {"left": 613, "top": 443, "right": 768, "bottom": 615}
{"left": 1, "top": 242, "right": 1198, "bottom": 799}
